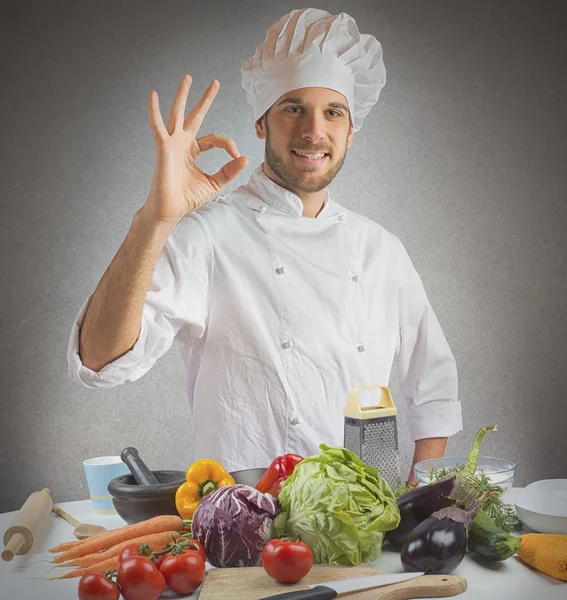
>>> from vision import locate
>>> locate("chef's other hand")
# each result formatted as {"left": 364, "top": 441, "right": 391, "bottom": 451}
{"left": 144, "top": 74, "right": 248, "bottom": 224}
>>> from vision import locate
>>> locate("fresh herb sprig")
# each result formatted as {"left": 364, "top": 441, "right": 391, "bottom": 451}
{"left": 393, "top": 481, "right": 415, "bottom": 498}
{"left": 426, "top": 463, "right": 523, "bottom": 532}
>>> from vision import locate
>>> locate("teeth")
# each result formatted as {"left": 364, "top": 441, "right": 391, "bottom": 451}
{"left": 294, "top": 151, "right": 326, "bottom": 159}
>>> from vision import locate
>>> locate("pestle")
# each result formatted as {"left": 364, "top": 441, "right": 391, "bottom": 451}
{"left": 121, "top": 447, "right": 159, "bottom": 486}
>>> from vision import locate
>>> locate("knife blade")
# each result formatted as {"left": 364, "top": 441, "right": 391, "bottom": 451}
{"left": 259, "top": 571, "right": 425, "bottom": 599}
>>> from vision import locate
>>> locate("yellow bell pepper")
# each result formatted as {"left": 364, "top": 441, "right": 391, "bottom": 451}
{"left": 175, "top": 458, "right": 235, "bottom": 519}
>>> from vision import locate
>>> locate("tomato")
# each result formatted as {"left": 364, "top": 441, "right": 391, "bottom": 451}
{"left": 159, "top": 552, "right": 205, "bottom": 594}
{"left": 153, "top": 538, "right": 207, "bottom": 569}
{"left": 151, "top": 538, "right": 205, "bottom": 568}
{"left": 118, "top": 543, "right": 162, "bottom": 565}
{"left": 153, "top": 553, "right": 166, "bottom": 569}
{"left": 262, "top": 539, "right": 313, "bottom": 583}
{"left": 182, "top": 538, "right": 207, "bottom": 562}
{"left": 116, "top": 556, "right": 165, "bottom": 600}
{"left": 77, "top": 572, "right": 120, "bottom": 600}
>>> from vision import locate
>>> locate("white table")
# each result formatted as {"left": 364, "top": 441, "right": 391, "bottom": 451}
{"left": 1, "top": 489, "right": 565, "bottom": 599}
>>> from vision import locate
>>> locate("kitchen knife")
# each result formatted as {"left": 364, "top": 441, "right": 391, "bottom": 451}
{"left": 259, "top": 572, "right": 425, "bottom": 599}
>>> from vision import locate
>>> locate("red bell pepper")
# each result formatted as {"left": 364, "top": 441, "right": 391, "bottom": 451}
{"left": 255, "top": 454, "right": 303, "bottom": 497}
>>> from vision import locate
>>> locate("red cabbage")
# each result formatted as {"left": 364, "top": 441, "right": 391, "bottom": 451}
{"left": 191, "top": 484, "right": 280, "bottom": 567}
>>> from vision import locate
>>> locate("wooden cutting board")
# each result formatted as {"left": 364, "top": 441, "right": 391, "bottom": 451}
{"left": 199, "top": 564, "right": 468, "bottom": 599}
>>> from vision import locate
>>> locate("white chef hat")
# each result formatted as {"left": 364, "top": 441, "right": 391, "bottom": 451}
{"left": 240, "top": 8, "right": 386, "bottom": 132}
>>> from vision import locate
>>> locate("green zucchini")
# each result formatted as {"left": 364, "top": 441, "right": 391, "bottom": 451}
{"left": 468, "top": 509, "right": 521, "bottom": 561}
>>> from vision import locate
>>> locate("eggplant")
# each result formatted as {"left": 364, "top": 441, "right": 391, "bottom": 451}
{"left": 386, "top": 478, "right": 456, "bottom": 548}
{"left": 401, "top": 505, "right": 476, "bottom": 574}
{"left": 386, "top": 424, "right": 498, "bottom": 550}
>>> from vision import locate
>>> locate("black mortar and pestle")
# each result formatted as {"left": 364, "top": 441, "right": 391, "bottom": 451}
{"left": 107, "top": 447, "right": 186, "bottom": 524}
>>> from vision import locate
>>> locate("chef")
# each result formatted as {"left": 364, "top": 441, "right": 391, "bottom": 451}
{"left": 67, "top": 8, "right": 462, "bottom": 485}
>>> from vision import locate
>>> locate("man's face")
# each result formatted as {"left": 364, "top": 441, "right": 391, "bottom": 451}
{"left": 255, "top": 87, "right": 354, "bottom": 195}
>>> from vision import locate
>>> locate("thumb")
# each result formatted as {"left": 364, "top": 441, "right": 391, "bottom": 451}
{"left": 210, "top": 156, "right": 249, "bottom": 190}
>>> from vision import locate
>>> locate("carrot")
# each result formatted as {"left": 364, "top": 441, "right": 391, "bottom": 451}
{"left": 52, "top": 515, "right": 186, "bottom": 563}
{"left": 56, "top": 530, "right": 182, "bottom": 567}
{"left": 55, "top": 556, "right": 119, "bottom": 579}
{"left": 49, "top": 529, "right": 108, "bottom": 552}
{"left": 48, "top": 540, "right": 83, "bottom": 553}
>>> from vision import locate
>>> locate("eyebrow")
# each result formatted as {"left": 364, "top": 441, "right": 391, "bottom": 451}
{"left": 277, "top": 97, "right": 350, "bottom": 113}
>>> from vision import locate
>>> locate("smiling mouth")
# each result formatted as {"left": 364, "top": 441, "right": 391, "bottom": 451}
{"left": 291, "top": 150, "right": 330, "bottom": 163}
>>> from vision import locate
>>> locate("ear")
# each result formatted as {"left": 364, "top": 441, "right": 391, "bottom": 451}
{"left": 255, "top": 114, "right": 267, "bottom": 140}
{"left": 346, "top": 122, "right": 355, "bottom": 149}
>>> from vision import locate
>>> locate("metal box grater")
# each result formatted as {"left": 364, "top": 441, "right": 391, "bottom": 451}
{"left": 343, "top": 385, "right": 401, "bottom": 489}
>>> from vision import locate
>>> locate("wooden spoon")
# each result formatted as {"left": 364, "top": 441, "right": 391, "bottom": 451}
{"left": 52, "top": 505, "right": 107, "bottom": 539}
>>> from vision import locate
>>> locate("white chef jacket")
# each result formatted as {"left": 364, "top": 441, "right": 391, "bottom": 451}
{"left": 68, "top": 163, "right": 462, "bottom": 471}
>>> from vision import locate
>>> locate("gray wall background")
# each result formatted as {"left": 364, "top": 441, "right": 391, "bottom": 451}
{"left": 1, "top": 0, "right": 566, "bottom": 513}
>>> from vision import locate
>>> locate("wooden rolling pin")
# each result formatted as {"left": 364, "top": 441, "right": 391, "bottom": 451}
{"left": 2, "top": 488, "right": 53, "bottom": 561}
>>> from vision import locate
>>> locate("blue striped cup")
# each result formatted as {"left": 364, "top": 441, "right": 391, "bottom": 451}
{"left": 83, "top": 456, "right": 130, "bottom": 514}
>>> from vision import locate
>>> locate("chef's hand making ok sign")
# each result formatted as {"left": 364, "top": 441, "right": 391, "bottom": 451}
{"left": 144, "top": 75, "right": 248, "bottom": 224}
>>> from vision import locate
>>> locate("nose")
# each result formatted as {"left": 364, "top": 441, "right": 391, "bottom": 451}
{"left": 300, "top": 112, "right": 326, "bottom": 144}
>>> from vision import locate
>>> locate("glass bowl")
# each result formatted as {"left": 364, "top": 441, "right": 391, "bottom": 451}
{"left": 413, "top": 455, "right": 517, "bottom": 495}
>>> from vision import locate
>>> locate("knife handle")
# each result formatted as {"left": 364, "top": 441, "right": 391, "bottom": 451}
{"left": 260, "top": 585, "right": 337, "bottom": 600}
{"left": 375, "top": 574, "right": 467, "bottom": 599}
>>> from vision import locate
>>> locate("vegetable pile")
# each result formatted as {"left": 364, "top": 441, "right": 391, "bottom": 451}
{"left": 388, "top": 424, "right": 524, "bottom": 574}
{"left": 42, "top": 428, "right": 528, "bottom": 598}
{"left": 425, "top": 464, "right": 523, "bottom": 533}
{"left": 45, "top": 515, "right": 207, "bottom": 600}
{"left": 387, "top": 424, "right": 497, "bottom": 550}
{"left": 273, "top": 444, "right": 400, "bottom": 565}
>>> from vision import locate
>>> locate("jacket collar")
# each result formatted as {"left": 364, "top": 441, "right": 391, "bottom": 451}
{"left": 246, "top": 162, "right": 333, "bottom": 218}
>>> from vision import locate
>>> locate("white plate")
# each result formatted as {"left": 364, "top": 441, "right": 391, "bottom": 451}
{"left": 514, "top": 479, "right": 567, "bottom": 534}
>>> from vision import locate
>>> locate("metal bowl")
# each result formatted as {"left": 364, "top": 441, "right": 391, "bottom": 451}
{"left": 229, "top": 467, "right": 267, "bottom": 487}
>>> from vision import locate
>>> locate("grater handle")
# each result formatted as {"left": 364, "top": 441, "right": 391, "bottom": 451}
{"left": 343, "top": 386, "right": 397, "bottom": 419}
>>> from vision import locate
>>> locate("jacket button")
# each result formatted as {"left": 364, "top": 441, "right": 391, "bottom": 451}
{"left": 282, "top": 338, "right": 294, "bottom": 349}
{"left": 337, "top": 213, "right": 344, "bottom": 221}
{"left": 357, "top": 343, "right": 366, "bottom": 353}
{"left": 259, "top": 206, "right": 267, "bottom": 214}
{"left": 351, "top": 274, "right": 360, "bottom": 282}
{"left": 276, "top": 266, "right": 285, "bottom": 275}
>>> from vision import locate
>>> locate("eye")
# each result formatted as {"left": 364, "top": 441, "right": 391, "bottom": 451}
{"left": 284, "top": 106, "right": 344, "bottom": 118}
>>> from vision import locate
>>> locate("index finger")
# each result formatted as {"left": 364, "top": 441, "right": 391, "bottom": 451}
{"left": 183, "top": 79, "right": 220, "bottom": 135}
{"left": 148, "top": 90, "right": 168, "bottom": 141}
